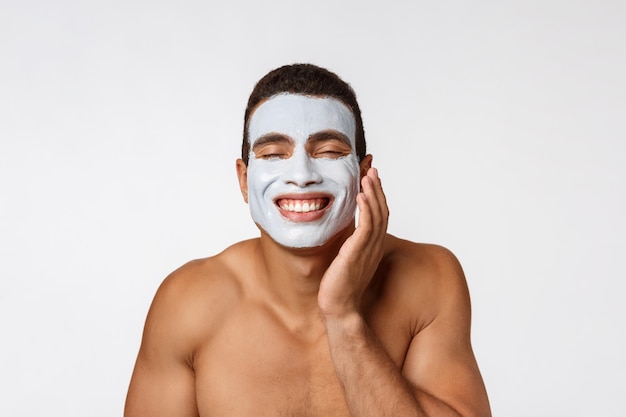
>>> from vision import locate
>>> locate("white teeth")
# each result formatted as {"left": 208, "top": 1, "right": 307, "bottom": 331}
{"left": 279, "top": 199, "right": 326, "bottom": 213}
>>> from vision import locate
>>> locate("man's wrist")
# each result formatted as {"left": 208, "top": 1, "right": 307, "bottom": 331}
{"left": 322, "top": 309, "right": 366, "bottom": 338}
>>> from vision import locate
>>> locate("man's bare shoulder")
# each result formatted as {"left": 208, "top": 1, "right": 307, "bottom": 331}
{"left": 162, "top": 240, "right": 256, "bottom": 293}
{"left": 144, "top": 239, "right": 260, "bottom": 344}
{"left": 377, "top": 235, "right": 471, "bottom": 328}
{"left": 383, "top": 234, "right": 466, "bottom": 284}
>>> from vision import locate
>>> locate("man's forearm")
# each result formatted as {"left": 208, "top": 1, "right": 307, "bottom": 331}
{"left": 324, "top": 313, "right": 460, "bottom": 417}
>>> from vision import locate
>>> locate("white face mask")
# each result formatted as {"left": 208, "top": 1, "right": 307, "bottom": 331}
{"left": 246, "top": 93, "right": 360, "bottom": 248}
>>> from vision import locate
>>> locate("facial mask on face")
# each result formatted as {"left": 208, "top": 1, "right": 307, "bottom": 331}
{"left": 246, "top": 93, "right": 360, "bottom": 248}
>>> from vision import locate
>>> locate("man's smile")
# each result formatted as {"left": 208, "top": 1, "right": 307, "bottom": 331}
{"left": 276, "top": 197, "right": 330, "bottom": 213}
{"left": 274, "top": 193, "right": 333, "bottom": 222}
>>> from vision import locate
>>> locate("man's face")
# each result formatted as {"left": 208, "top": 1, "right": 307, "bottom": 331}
{"left": 246, "top": 93, "right": 360, "bottom": 248}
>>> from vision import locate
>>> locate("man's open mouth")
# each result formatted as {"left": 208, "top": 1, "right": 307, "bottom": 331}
{"left": 276, "top": 198, "right": 330, "bottom": 213}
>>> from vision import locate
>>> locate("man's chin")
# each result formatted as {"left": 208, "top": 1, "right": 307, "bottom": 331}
{"left": 255, "top": 221, "right": 353, "bottom": 250}
{"left": 265, "top": 230, "right": 331, "bottom": 250}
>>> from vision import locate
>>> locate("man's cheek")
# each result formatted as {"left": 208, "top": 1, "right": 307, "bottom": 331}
{"left": 317, "top": 158, "right": 359, "bottom": 183}
{"left": 251, "top": 159, "right": 289, "bottom": 184}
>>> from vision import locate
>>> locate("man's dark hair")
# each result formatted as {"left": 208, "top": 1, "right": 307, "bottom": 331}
{"left": 242, "top": 63, "right": 366, "bottom": 165}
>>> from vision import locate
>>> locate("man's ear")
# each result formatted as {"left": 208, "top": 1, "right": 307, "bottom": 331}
{"left": 359, "top": 154, "right": 373, "bottom": 178}
{"left": 236, "top": 159, "right": 249, "bottom": 203}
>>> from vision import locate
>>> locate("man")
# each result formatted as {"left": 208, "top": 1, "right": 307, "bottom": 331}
{"left": 125, "top": 64, "right": 491, "bottom": 417}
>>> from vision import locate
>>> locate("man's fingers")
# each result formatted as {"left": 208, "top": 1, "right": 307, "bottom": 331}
{"left": 362, "top": 168, "right": 388, "bottom": 231}
{"left": 355, "top": 191, "right": 373, "bottom": 237}
{"left": 370, "top": 168, "right": 389, "bottom": 219}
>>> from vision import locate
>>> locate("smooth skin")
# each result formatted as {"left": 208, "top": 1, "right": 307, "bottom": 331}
{"left": 124, "top": 158, "right": 492, "bottom": 417}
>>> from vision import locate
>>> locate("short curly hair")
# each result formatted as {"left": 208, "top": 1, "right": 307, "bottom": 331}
{"left": 241, "top": 63, "right": 366, "bottom": 165}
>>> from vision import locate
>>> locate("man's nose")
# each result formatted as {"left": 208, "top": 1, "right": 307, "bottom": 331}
{"left": 281, "top": 148, "right": 322, "bottom": 187}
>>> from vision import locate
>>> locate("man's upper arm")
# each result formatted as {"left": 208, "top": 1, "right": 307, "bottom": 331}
{"left": 401, "top": 246, "right": 491, "bottom": 417}
{"left": 124, "top": 273, "right": 200, "bottom": 417}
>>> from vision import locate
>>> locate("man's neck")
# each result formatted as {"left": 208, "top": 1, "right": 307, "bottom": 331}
{"left": 251, "top": 226, "right": 354, "bottom": 330}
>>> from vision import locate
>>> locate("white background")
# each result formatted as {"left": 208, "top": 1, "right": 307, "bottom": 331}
{"left": 1, "top": 1, "right": 624, "bottom": 416}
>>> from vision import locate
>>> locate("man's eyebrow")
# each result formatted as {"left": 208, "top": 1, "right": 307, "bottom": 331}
{"left": 307, "top": 130, "right": 352, "bottom": 147}
{"left": 252, "top": 133, "right": 293, "bottom": 148}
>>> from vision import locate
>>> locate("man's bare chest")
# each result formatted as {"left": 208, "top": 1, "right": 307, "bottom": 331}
{"left": 191, "top": 300, "right": 411, "bottom": 416}
{"left": 193, "top": 317, "right": 351, "bottom": 416}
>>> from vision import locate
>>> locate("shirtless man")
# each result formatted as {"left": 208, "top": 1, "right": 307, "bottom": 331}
{"left": 124, "top": 64, "right": 491, "bottom": 417}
